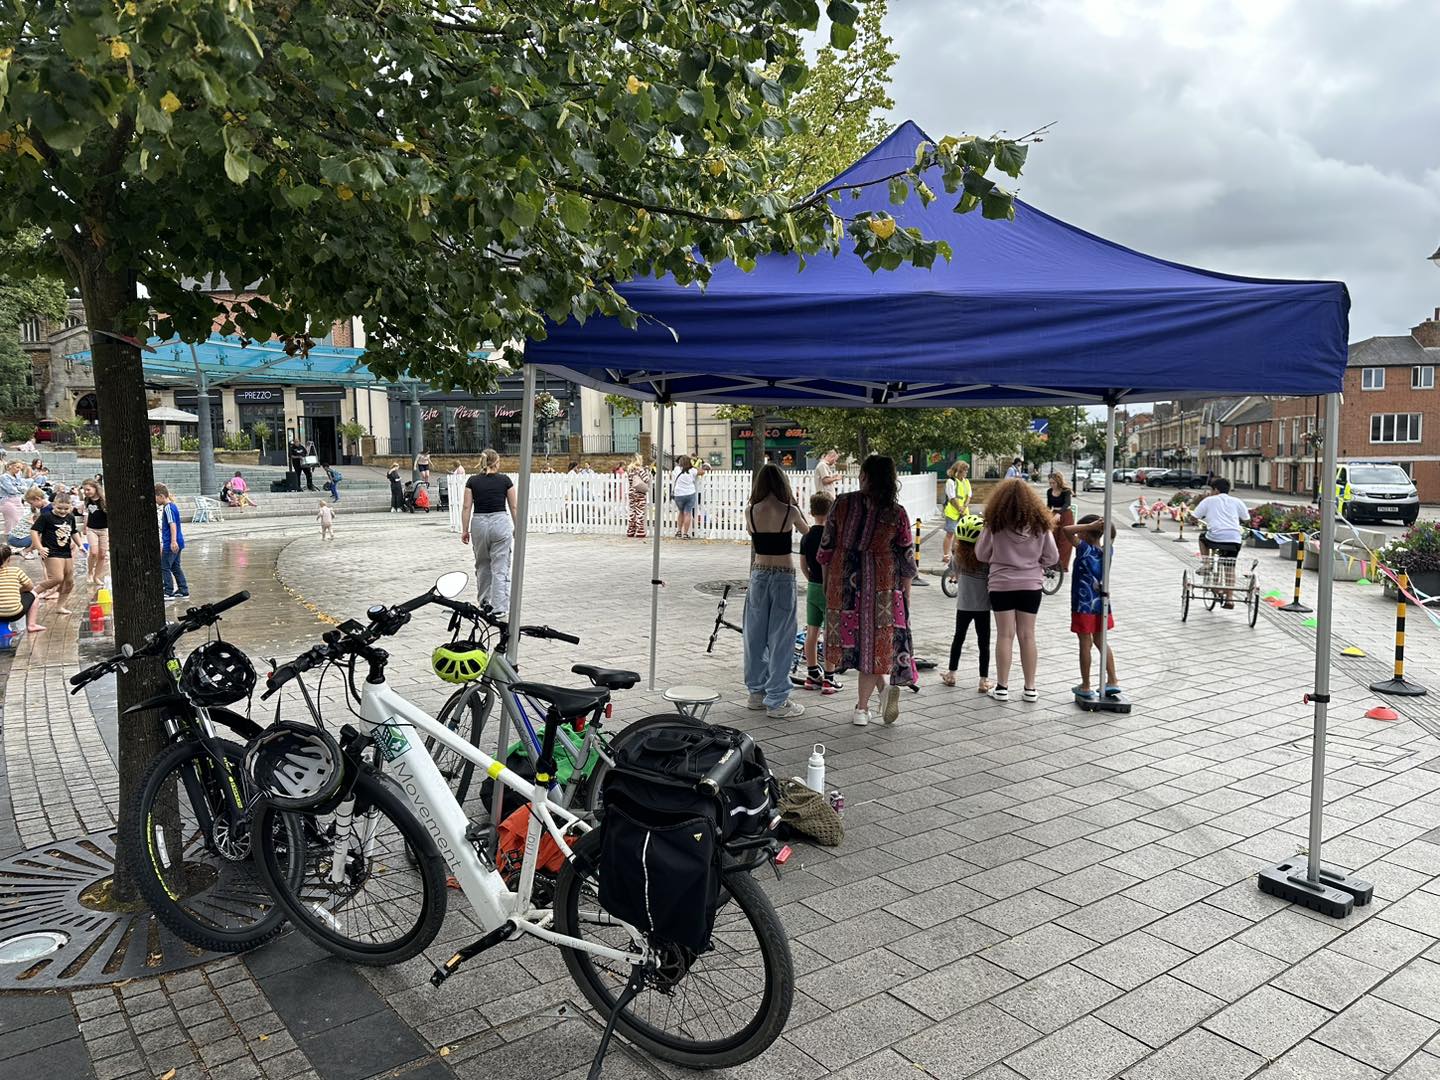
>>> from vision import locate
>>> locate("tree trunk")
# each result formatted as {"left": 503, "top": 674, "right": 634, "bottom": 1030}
{"left": 857, "top": 424, "right": 870, "bottom": 461}
{"left": 70, "top": 255, "right": 169, "bottom": 902}
{"left": 750, "top": 409, "right": 766, "bottom": 473}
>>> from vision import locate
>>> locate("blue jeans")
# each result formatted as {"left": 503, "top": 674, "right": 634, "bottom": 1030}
{"left": 161, "top": 547, "right": 188, "bottom": 595}
{"left": 327, "top": 480, "right": 340, "bottom": 501}
{"left": 743, "top": 567, "right": 797, "bottom": 708}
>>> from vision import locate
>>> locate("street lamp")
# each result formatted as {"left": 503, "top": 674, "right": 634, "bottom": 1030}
{"left": 1430, "top": 244, "right": 1440, "bottom": 269}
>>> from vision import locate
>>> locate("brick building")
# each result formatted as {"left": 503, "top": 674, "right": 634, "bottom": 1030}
{"left": 1215, "top": 398, "right": 1273, "bottom": 489}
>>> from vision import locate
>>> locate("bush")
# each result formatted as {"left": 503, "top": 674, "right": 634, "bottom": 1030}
{"left": 150, "top": 431, "right": 167, "bottom": 453}
{"left": 3, "top": 420, "right": 33, "bottom": 442}
{"left": 179, "top": 436, "right": 200, "bottom": 452}
{"left": 223, "top": 432, "right": 253, "bottom": 452}
{"left": 1380, "top": 521, "right": 1440, "bottom": 576}
{"left": 75, "top": 432, "right": 101, "bottom": 448}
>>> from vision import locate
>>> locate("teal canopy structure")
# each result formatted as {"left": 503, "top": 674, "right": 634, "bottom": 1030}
{"left": 68, "top": 334, "right": 378, "bottom": 387}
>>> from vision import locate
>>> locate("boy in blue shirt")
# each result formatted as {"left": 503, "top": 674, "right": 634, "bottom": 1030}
{"left": 155, "top": 483, "right": 189, "bottom": 600}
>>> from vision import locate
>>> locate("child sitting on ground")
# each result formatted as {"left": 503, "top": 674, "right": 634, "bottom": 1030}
{"left": 1063, "top": 514, "right": 1121, "bottom": 700}
{"left": 317, "top": 500, "right": 336, "bottom": 541}
{"left": 941, "top": 514, "right": 992, "bottom": 693}
{"left": 799, "top": 490, "right": 838, "bottom": 694}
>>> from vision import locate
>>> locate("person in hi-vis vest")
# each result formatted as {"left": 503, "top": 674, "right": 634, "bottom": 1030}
{"left": 1335, "top": 468, "right": 1352, "bottom": 520}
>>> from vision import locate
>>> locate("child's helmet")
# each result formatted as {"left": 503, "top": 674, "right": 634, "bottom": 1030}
{"left": 432, "top": 640, "right": 489, "bottom": 684}
{"left": 955, "top": 514, "right": 984, "bottom": 544}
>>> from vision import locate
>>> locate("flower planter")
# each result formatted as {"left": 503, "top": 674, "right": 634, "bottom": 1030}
{"left": 1304, "top": 540, "right": 1367, "bottom": 582}
{"left": 1278, "top": 538, "right": 1303, "bottom": 561}
{"left": 1248, "top": 534, "right": 1279, "bottom": 550}
{"left": 1383, "top": 570, "right": 1440, "bottom": 604}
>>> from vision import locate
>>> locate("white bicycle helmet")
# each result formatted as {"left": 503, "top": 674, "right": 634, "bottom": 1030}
{"left": 244, "top": 722, "right": 345, "bottom": 811}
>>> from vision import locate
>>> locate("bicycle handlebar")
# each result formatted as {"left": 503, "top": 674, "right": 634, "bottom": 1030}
{"left": 69, "top": 590, "right": 251, "bottom": 692}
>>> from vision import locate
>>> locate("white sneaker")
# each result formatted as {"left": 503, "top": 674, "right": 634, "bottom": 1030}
{"left": 747, "top": 692, "right": 765, "bottom": 710}
{"left": 1022, "top": 687, "right": 1039, "bottom": 702}
{"left": 767, "top": 700, "right": 805, "bottom": 720}
{"left": 882, "top": 685, "right": 901, "bottom": 725}
{"left": 851, "top": 708, "right": 870, "bottom": 727}
{"left": 989, "top": 686, "right": 1010, "bottom": 702}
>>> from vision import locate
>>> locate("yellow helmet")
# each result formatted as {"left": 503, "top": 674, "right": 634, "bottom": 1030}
{"left": 955, "top": 513, "right": 985, "bottom": 544}
{"left": 432, "top": 641, "right": 489, "bottom": 684}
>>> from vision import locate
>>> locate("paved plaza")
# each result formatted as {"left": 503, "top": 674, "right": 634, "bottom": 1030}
{"left": 6, "top": 497, "right": 1440, "bottom": 1079}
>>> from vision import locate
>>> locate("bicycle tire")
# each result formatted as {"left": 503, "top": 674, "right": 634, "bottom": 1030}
{"left": 941, "top": 571, "right": 958, "bottom": 598}
{"left": 425, "top": 683, "right": 492, "bottom": 807}
{"left": 580, "top": 712, "right": 704, "bottom": 815}
{"left": 123, "top": 738, "right": 300, "bottom": 953}
{"left": 1042, "top": 565, "right": 1065, "bottom": 596}
{"left": 554, "top": 830, "right": 793, "bottom": 1069}
{"left": 252, "top": 768, "right": 448, "bottom": 965}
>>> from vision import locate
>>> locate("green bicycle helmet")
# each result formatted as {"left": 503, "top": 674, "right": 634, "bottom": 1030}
{"left": 432, "top": 640, "right": 489, "bottom": 684}
{"left": 955, "top": 513, "right": 985, "bottom": 544}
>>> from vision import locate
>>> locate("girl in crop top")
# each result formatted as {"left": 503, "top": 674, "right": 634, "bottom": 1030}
{"left": 743, "top": 465, "right": 809, "bottom": 719}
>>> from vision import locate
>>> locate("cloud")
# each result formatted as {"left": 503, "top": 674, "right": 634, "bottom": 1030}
{"left": 884, "top": 0, "right": 1440, "bottom": 339}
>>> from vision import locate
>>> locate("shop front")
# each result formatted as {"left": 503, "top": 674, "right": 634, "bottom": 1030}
{"left": 234, "top": 387, "right": 287, "bottom": 465}
{"left": 730, "top": 421, "right": 812, "bottom": 470}
{"left": 387, "top": 377, "right": 582, "bottom": 460}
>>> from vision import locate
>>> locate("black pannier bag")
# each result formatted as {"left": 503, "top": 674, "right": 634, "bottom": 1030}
{"left": 597, "top": 721, "right": 778, "bottom": 952}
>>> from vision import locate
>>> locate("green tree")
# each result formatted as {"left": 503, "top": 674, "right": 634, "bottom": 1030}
{"left": 0, "top": 0, "right": 1033, "bottom": 892}
{"left": 0, "top": 228, "right": 66, "bottom": 415}
{"left": 774, "top": 0, "right": 896, "bottom": 196}
{"left": 792, "top": 407, "right": 1030, "bottom": 466}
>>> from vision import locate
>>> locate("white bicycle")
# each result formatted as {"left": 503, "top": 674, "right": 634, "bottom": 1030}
{"left": 249, "top": 572, "right": 793, "bottom": 1071}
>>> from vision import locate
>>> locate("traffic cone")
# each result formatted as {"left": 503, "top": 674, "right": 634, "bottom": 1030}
{"left": 1366, "top": 704, "right": 1401, "bottom": 721}
{"left": 1340, "top": 646, "right": 1366, "bottom": 658}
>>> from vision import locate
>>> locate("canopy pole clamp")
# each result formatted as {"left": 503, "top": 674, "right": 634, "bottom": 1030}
{"left": 651, "top": 579, "right": 665, "bottom": 587}
{"left": 1302, "top": 693, "right": 1330, "bottom": 705}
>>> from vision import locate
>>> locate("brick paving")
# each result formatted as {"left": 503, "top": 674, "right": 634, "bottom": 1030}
{"left": 3, "top": 499, "right": 1440, "bottom": 1077}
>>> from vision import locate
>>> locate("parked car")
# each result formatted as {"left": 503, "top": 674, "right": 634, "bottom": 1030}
{"left": 1084, "top": 471, "right": 1108, "bottom": 492}
{"left": 1338, "top": 462, "right": 1419, "bottom": 525}
{"left": 1112, "top": 469, "right": 1135, "bottom": 483}
{"left": 1152, "top": 468, "right": 1204, "bottom": 487}
{"left": 1135, "top": 467, "right": 1169, "bottom": 486}
{"left": 33, "top": 418, "right": 60, "bottom": 443}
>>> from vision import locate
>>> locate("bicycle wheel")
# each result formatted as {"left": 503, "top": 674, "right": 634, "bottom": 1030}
{"left": 123, "top": 738, "right": 301, "bottom": 953}
{"left": 941, "top": 570, "right": 958, "bottom": 598}
{"left": 1042, "top": 565, "right": 1065, "bottom": 596}
{"left": 1181, "top": 572, "right": 1191, "bottom": 622}
{"left": 554, "top": 830, "right": 793, "bottom": 1069}
{"left": 252, "top": 768, "right": 448, "bottom": 965}
{"left": 1248, "top": 589, "right": 1261, "bottom": 627}
{"left": 581, "top": 712, "right": 704, "bottom": 815}
{"left": 425, "top": 683, "right": 492, "bottom": 807}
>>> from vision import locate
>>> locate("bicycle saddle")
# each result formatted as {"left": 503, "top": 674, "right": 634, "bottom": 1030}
{"left": 571, "top": 663, "right": 640, "bottom": 691}
{"left": 510, "top": 681, "right": 610, "bottom": 720}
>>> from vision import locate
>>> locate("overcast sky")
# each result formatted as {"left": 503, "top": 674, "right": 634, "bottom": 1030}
{"left": 880, "top": 0, "right": 1440, "bottom": 342}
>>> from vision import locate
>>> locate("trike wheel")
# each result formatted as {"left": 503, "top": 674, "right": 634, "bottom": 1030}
{"left": 1248, "top": 589, "right": 1261, "bottom": 627}
{"left": 941, "top": 570, "right": 959, "bottom": 598}
{"left": 1181, "top": 571, "right": 1190, "bottom": 622}
{"left": 1042, "top": 565, "right": 1065, "bottom": 596}
{"left": 1204, "top": 594, "right": 1218, "bottom": 611}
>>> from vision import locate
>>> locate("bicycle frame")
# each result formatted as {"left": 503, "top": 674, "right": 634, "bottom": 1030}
{"left": 353, "top": 677, "right": 641, "bottom": 966}
{"left": 460, "top": 650, "right": 613, "bottom": 808}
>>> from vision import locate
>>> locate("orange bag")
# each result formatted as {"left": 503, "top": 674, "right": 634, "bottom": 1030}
{"left": 414, "top": 486, "right": 431, "bottom": 509}
{"left": 496, "top": 804, "right": 565, "bottom": 886}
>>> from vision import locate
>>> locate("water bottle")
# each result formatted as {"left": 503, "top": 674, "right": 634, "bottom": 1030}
{"left": 805, "top": 743, "right": 826, "bottom": 793}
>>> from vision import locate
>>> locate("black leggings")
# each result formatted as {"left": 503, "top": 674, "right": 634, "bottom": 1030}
{"left": 949, "top": 610, "right": 991, "bottom": 676}
{"left": 0, "top": 591, "right": 34, "bottom": 624}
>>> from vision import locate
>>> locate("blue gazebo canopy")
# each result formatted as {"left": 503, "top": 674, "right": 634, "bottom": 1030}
{"left": 527, "top": 121, "right": 1349, "bottom": 406}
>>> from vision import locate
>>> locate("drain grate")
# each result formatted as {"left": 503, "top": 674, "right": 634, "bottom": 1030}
{"left": 694, "top": 578, "right": 750, "bottom": 597}
{"left": 0, "top": 830, "right": 235, "bottom": 989}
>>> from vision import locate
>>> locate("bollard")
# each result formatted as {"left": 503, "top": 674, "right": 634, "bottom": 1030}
{"left": 1173, "top": 510, "right": 1189, "bottom": 543}
{"left": 1279, "top": 531, "right": 1313, "bottom": 613}
{"left": 1371, "top": 573, "right": 1428, "bottom": 697}
{"left": 912, "top": 518, "right": 930, "bottom": 586}
{"left": 1151, "top": 504, "right": 1163, "bottom": 532}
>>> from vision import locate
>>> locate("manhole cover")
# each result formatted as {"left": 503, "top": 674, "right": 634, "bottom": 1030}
{"left": 695, "top": 578, "right": 749, "bottom": 597}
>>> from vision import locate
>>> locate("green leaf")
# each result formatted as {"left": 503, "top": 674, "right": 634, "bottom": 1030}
{"left": 618, "top": 133, "right": 645, "bottom": 167}
{"left": 223, "top": 150, "right": 249, "bottom": 185}
{"left": 677, "top": 90, "right": 705, "bottom": 119}
{"left": 829, "top": 21, "right": 857, "bottom": 48}
{"left": 826, "top": 0, "right": 859, "bottom": 26}
{"left": 889, "top": 176, "right": 909, "bottom": 205}
{"left": 558, "top": 193, "right": 591, "bottom": 233}
{"left": 981, "top": 191, "right": 1015, "bottom": 220}
{"left": 283, "top": 184, "right": 323, "bottom": 209}
{"left": 956, "top": 191, "right": 981, "bottom": 214}
{"left": 994, "top": 141, "right": 1028, "bottom": 179}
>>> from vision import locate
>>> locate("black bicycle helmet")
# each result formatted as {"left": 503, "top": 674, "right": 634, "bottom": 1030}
{"left": 180, "top": 640, "right": 257, "bottom": 706}
{"left": 244, "top": 721, "right": 345, "bottom": 811}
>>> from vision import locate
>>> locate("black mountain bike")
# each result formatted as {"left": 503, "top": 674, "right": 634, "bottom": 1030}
{"left": 70, "top": 592, "right": 303, "bottom": 953}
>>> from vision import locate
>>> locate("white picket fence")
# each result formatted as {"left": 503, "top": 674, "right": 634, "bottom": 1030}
{"left": 447, "top": 469, "right": 937, "bottom": 539}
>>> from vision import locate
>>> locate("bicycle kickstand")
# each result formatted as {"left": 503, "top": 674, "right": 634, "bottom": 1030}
{"left": 587, "top": 964, "right": 648, "bottom": 1080}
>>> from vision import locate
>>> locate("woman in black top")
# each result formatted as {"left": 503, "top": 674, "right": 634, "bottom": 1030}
{"left": 79, "top": 478, "right": 108, "bottom": 585}
{"left": 1047, "top": 471, "right": 1074, "bottom": 572}
{"left": 460, "top": 449, "right": 517, "bottom": 614}
{"left": 387, "top": 464, "right": 404, "bottom": 512}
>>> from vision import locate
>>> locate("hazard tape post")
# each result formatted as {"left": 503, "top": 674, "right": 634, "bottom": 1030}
{"left": 1370, "top": 572, "right": 1427, "bottom": 697}
{"left": 1279, "top": 531, "right": 1313, "bottom": 613}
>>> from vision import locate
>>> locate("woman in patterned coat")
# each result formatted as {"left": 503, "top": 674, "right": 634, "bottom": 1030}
{"left": 818, "top": 455, "right": 917, "bottom": 728}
